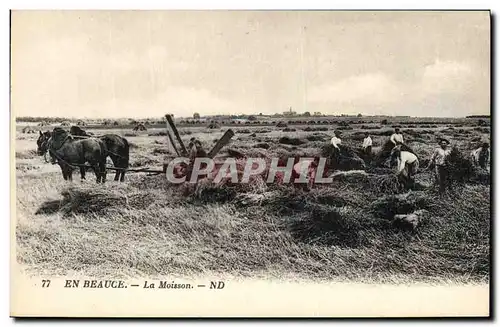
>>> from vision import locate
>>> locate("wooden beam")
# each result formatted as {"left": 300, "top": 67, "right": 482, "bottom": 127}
{"left": 75, "top": 164, "right": 165, "bottom": 174}
{"left": 207, "top": 129, "right": 235, "bottom": 159}
{"left": 166, "top": 130, "right": 180, "bottom": 156}
{"left": 165, "top": 114, "right": 187, "bottom": 156}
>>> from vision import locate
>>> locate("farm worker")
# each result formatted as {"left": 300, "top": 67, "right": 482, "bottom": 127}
{"left": 390, "top": 127, "right": 404, "bottom": 145}
{"left": 374, "top": 128, "right": 406, "bottom": 167}
{"left": 292, "top": 157, "right": 320, "bottom": 191}
{"left": 471, "top": 142, "right": 490, "bottom": 171}
{"left": 428, "top": 138, "right": 452, "bottom": 194}
{"left": 362, "top": 132, "right": 373, "bottom": 155}
{"left": 186, "top": 139, "right": 208, "bottom": 181}
{"left": 391, "top": 144, "right": 419, "bottom": 186}
{"left": 331, "top": 130, "right": 342, "bottom": 150}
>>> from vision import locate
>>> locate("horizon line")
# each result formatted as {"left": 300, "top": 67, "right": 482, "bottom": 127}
{"left": 13, "top": 113, "right": 491, "bottom": 121}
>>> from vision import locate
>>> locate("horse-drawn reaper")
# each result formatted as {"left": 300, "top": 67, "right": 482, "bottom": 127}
{"left": 36, "top": 115, "right": 237, "bottom": 185}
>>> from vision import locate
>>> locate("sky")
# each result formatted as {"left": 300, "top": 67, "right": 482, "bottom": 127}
{"left": 11, "top": 10, "right": 490, "bottom": 119}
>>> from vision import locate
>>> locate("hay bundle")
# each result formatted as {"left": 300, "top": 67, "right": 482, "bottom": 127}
{"left": 306, "top": 134, "right": 327, "bottom": 142}
{"left": 288, "top": 206, "right": 371, "bottom": 247}
{"left": 189, "top": 172, "right": 268, "bottom": 203}
{"left": 369, "top": 192, "right": 433, "bottom": 220}
{"left": 254, "top": 143, "right": 271, "bottom": 149}
{"left": 446, "top": 147, "right": 476, "bottom": 184}
{"left": 279, "top": 136, "right": 307, "bottom": 146}
{"left": 283, "top": 127, "right": 297, "bottom": 132}
{"left": 133, "top": 123, "right": 147, "bottom": 131}
{"left": 233, "top": 191, "right": 281, "bottom": 207}
{"left": 129, "top": 174, "right": 172, "bottom": 190}
{"left": 226, "top": 148, "right": 246, "bottom": 158}
{"left": 365, "top": 166, "right": 394, "bottom": 175}
{"left": 392, "top": 209, "right": 430, "bottom": 231}
{"left": 300, "top": 187, "right": 350, "bottom": 207}
{"left": 52, "top": 186, "right": 157, "bottom": 216}
{"left": 321, "top": 144, "right": 366, "bottom": 171}
{"left": 207, "top": 122, "right": 221, "bottom": 129}
{"left": 369, "top": 174, "right": 405, "bottom": 194}
{"left": 330, "top": 170, "right": 405, "bottom": 194}
{"left": 471, "top": 167, "right": 491, "bottom": 185}
{"left": 152, "top": 147, "right": 170, "bottom": 155}
{"left": 276, "top": 121, "right": 288, "bottom": 128}
{"left": 148, "top": 131, "right": 167, "bottom": 136}
{"left": 190, "top": 179, "right": 238, "bottom": 203}
{"left": 21, "top": 126, "right": 36, "bottom": 134}
{"left": 350, "top": 132, "right": 367, "bottom": 141}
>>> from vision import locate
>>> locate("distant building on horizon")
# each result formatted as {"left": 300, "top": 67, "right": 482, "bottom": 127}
{"left": 283, "top": 107, "right": 297, "bottom": 117}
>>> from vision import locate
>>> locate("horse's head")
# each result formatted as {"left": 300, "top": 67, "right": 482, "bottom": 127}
{"left": 36, "top": 130, "right": 52, "bottom": 155}
{"left": 44, "top": 127, "right": 70, "bottom": 151}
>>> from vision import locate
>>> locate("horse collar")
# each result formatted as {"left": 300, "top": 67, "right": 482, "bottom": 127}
{"left": 49, "top": 134, "right": 71, "bottom": 151}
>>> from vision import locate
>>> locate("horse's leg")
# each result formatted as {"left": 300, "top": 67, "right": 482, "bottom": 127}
{"left": 95, "top": 164, "right": 102, "bottom": 183}
{"left": 120, "top": 167, "right": 126, "bottom": 182}
{"left": 59, "top": 163, "right": 72, "bottom": 181}
{"left": 100, "top": 159, "right": 107, "bottom": 184}
{"left": 112, "top": 157, "right": 120, "bottom": 181}
{"left": 117, "top": 158, "right": 127, "bottom": 182}
{"left": 80, "top": 166, "right": 86, "bottom": 181}
{"left": 61, "top": 168, "right": 68, "bottom": 181}
{"left": 87, "top": 160, "right": 101, "bottom": 183}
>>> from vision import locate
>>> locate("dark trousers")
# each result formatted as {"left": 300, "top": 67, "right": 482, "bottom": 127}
{"left": 435, "top": 165, "right": 450, "bottom": 193}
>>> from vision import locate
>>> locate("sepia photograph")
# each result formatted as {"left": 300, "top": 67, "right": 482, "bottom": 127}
{"left": 10, "top": 8, "right": 491, "bottom": 317}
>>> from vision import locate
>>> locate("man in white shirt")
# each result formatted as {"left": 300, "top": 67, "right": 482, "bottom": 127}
{"left": 331, "top": 131, "right": 342, "bottom": 150}
{"left": 391, "top": 144, "right": 419, "bottom": 187}
{"left": 390, "top": 128, "right": 404, "bottom": 145}
{"left": 362, "top": 132, "right": 373, "bottom": 154}
{"left": 428, "top": 138, "right": 452, "bottom": 194}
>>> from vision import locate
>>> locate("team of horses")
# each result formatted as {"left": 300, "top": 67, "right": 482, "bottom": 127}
{"left": 36, "top": 126, "right": 130, "bottom": 183}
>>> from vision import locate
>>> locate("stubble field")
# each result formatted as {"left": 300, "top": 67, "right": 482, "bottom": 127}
{"left": 14, "top": 120, "right": 491, "bottom": 284}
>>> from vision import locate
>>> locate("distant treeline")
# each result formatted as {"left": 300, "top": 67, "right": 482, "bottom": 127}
{"left": 16, "top": 116, "right": 71, "bottom": 123}
{"left": 466, "top": 115, "right": 490, "bottom": 118}
{"left": 15, "top": 116, "right": 163, "bottom": 124}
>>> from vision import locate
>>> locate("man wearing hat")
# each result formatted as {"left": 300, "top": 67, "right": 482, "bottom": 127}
{"left": 428, "top": 138, "right": 452, "bottom": 194}
{"left": 390, "top": 127, "right": 404, "bottom": 145}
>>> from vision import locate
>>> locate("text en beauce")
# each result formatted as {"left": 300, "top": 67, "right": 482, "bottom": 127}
{"left": 64, "top": 280, "right": 126, "bottom": 288}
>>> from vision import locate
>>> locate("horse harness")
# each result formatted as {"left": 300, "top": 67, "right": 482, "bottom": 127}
{"left": 42, "top": 133, "right": 128, "bottom": 170}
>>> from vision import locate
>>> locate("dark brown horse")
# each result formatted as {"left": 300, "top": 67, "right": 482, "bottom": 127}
{"left": 69, "top": 127, "right": 130, "bottom": 182}
{"left": 43, "top": 127, "right": 108, "bottom": 183}
{"left": 38, "top": 127, "right": 130, "bottom": 182}
{"left": 99, "top": 134, "right": 130, "bottom": 182}
{"left": 37, "top": 131, "right": 52, "bottom": 156}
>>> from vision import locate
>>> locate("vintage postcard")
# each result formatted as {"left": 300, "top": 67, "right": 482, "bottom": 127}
{"left": 10, "top": 10, "right": 491, "bottom": 318}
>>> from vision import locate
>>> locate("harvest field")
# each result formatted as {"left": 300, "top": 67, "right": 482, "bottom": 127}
{"left": 14, "top": 118, "right": 491, "bottom": 283}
